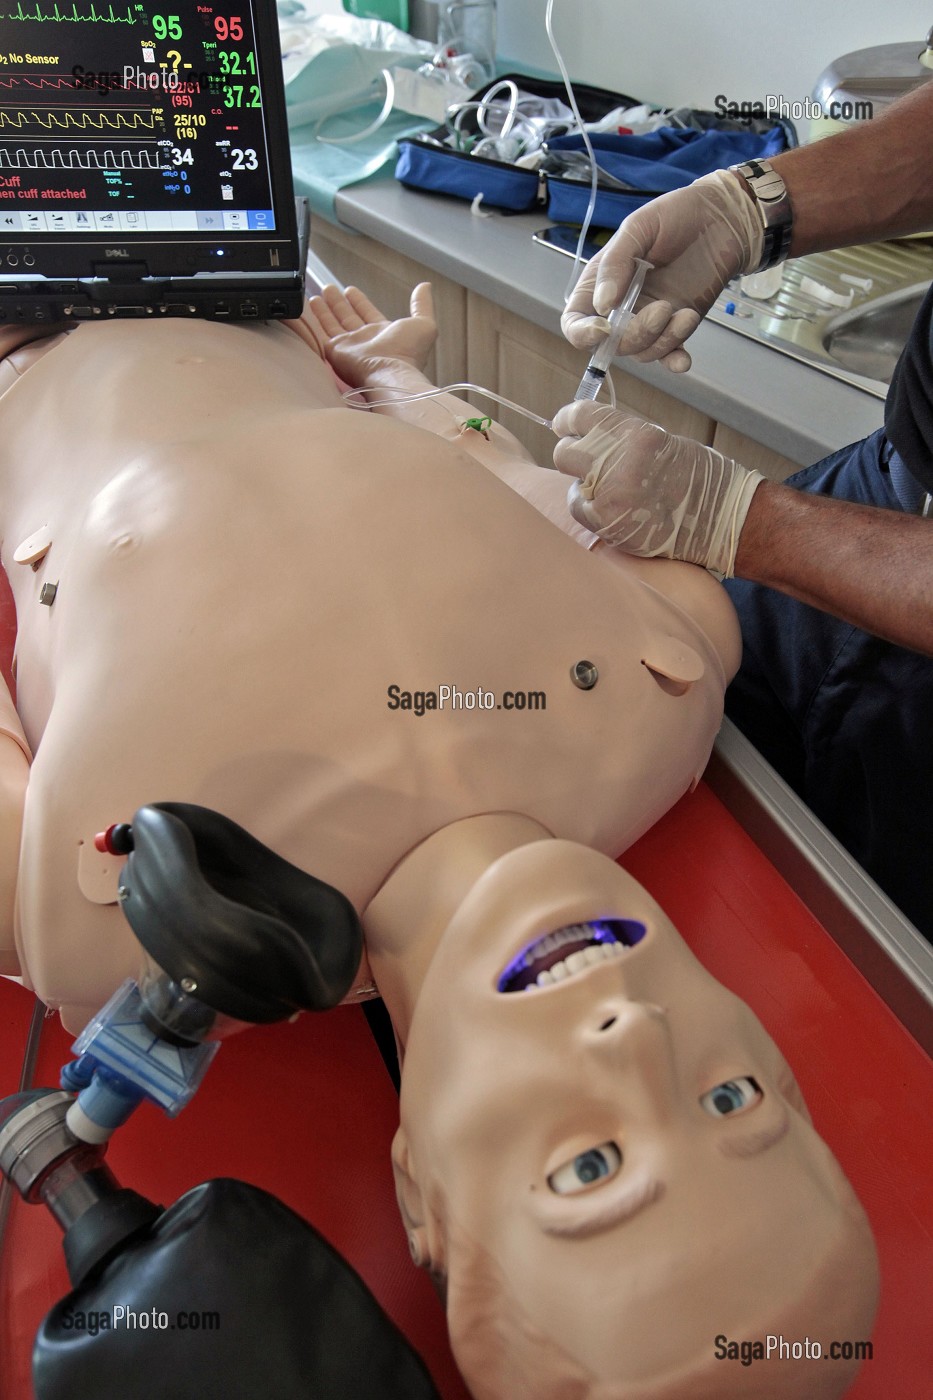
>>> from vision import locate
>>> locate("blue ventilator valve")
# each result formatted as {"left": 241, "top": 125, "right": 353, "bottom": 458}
{"left": 60, "top": 980, "right": 220, "bottom": 1145}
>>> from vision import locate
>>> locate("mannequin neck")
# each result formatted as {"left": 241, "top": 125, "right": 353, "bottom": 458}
{"left": 362, "top": 814, "right": 551, "bottom": 1049}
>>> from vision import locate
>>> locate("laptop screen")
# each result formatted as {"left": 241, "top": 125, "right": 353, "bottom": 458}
{"left": 0, "top": 0, "right": 304, "bottom": 320}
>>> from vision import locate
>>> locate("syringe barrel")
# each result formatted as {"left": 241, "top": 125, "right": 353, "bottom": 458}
{"left": 573, "top": 369, "right": 604, "bottom": 401}
{"left": 585, "top": 259, "right": 652, "bottom": 376}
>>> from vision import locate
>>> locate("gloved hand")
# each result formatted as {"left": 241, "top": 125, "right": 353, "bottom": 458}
{"left": 561, "top": 170, "right": 764, "bottom": 373}
{"left": 552, "top": 400, "right": 765, "bottom": 578}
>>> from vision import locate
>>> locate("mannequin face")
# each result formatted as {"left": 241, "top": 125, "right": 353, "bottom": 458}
{"left": 396, "top": 842, "right": 878, "bottom": 1398}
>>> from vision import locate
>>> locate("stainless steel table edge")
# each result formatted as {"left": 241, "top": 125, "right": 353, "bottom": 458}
{"left": 706, "top": 717, "right": 933, "bottom": 1057}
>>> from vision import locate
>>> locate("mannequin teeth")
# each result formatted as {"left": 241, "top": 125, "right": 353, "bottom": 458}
{"left": 500, "top": 919, "right": 644, "bottom": 992}
{"left": 519, "top": 922, "right": 592, "bottom": 967}
{"left": 535, "top": 940, "right": 624, "bottom": 987}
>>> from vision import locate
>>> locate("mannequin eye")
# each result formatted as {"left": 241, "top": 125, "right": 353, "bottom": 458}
{"left": 547, "top": 1143, "right": 622, "bottom": 1194}
{"left": 700, "top": 1077, "right": 762, "bottom": 1117}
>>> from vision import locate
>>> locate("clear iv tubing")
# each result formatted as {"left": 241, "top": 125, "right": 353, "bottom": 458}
{"left": 574, "top": 258, "right": 652, "bottom": 401}
{"left": 544, "top": 0, "right": 600, "bottom": 300}
{"left": 342, "top": 382, "right": 556, "bottom": 429}
{"left": 337, "top": 265, "right": 652, "bottom": 430}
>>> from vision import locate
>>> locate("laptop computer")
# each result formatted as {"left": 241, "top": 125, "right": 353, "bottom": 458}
{"left": 0, "top": 0, "right": 306, "bottom": 323}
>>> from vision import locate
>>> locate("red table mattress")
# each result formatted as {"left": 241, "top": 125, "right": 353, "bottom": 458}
{"left": 1, "top": 577, "right": 930, "bottom": 1399}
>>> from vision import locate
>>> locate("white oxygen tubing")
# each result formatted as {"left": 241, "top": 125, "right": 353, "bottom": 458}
{"left": 458, "top": 78, "right": 521, "bottom": 139}
{"left": 544, "top": 0, "right": 600, "bottom": 301}
{"left": 342, "top": 381, "right": 555, "bottom": 429}
{"left": 315, "top": 68, "right": 396, "bottom": 145}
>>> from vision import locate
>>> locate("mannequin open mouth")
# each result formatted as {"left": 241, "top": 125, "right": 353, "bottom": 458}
{"left": 498, "top": 919, "right": 647, "bottom": 993}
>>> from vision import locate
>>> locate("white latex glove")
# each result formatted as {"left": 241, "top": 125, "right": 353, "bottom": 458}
{"left": 561, "top": 169, "right": 764, "bottom": 373}
{"left": 552, "top": 400, "right": 764, "bottom": 579}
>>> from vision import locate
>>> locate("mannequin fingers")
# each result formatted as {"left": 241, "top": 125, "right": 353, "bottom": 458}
{"left": 344, "top": 284, "right": 390, "bottom": 328}
{"left": 409, "top": 282, "right": 435, "bottom": 323}
{"left": 321, "top": 283, "right": 367, "bottom": 331}
{"left": 306, "top": 292, "right": 344, "bottom": 340}
{"left": 302, "top": 304, "right": 330, "bottom": 352}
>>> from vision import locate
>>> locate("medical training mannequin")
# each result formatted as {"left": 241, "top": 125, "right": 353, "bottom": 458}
{"left": 0, "top": 288, "right": 877, "bottom": 1398}
{"left": 0, "top": 285, "right": 738, "bottom": 1025}
{"left": 370, "top": 836, "right": 878, "bottom": 1400}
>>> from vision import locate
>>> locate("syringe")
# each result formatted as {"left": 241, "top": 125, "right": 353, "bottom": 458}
{"left": 573, "top": 257, "right": 652, "bottom": 401}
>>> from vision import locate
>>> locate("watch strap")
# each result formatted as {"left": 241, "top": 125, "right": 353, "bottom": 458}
{"left": 730, "top": 158, "right": 794, "bottom": 271}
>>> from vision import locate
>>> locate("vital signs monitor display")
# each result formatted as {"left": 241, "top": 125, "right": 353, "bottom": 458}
{"left": 0, "top": 0, "right": 303, "bottom": 321}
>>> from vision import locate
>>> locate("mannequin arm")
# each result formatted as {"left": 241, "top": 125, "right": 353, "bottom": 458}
{"left": 306, "top": 284, "right": 538, "bottom": 465}
{"left": 0, "top": 677, "right": 31, "bottom": 975}
{"left": 0, "top": 325, "right": 62, "bottom": 359}
{"left": 304, "top": 283, "right": 605, "bottom": 544}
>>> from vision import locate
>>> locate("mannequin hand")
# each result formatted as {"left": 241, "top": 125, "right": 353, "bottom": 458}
{"left": 306, "top": 282, "right": 437, "bottom": 386}
{"left": 552, "top": 400, "right": 764, "bottom": 578}
{"left": 560, "top": 170, "right": 763, "bottom": 373}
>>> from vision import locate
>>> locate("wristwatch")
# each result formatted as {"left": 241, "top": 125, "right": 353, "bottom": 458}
{"left": 729, "top": 158, "right": 794, "bottom": 270}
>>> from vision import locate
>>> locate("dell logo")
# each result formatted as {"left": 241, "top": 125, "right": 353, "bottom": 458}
{"left": 104, "top": 248, "right": 130, "bottom": 258}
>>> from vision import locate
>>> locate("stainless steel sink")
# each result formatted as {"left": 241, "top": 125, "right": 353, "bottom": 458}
{"left": 823, "top": 284, "right": 929, "bottom": 382}
{"left": 707, "top": 240, "right": 933, "bottom": 398}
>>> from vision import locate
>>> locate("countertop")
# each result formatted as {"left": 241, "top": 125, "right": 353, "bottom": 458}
{"left": 330, "top": 179, "right": 886, "bottom": 466}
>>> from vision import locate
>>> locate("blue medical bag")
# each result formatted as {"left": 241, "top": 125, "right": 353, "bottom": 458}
{"left": 395, "top": 74, "right": 796, "bottom": 229}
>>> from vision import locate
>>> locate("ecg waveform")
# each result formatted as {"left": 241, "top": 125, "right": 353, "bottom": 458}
{"left": 0, "top": 77, "right": 86, "bottom": 89}
{"left": 0, "top": 1, "right": 138, "bottom": 19}
{"left": 0, "top": 109, "right": 158, "bottom": 130}
{"left": 0, "top": 145, "right": 160, "bottom": 167}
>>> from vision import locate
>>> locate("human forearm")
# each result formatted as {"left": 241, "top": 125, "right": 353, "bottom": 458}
{"left": 768, "top": 83, "right": 933, "bottom": 256}
{"left": 553, "top": 403, "right": 933, "bottom": 655}
{"left": 562, "top": 84, "right": 933, "bottom": 372}
{"left": 736, "top": 481, "right": 933, "bottom": 654}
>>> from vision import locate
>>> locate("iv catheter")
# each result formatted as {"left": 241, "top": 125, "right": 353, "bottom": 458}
{"left": 573, "top": 258, "right": 652, "bottom": 402}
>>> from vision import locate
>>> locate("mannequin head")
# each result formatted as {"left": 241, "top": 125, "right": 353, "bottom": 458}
{"left": 392, "top": 841, "right": 878, "bottom": 1400}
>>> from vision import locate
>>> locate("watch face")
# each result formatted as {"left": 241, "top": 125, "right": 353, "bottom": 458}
{"left": 742, "top": 165, "right": 785, "bottom": 205}
{"left": 735, "top": 162, "right": 790, "bottom": 215}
